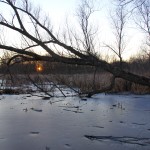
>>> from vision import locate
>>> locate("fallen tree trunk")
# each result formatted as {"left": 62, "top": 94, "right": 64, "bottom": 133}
{"left": 96, "top": 60, "right": 150, "bottom": 87}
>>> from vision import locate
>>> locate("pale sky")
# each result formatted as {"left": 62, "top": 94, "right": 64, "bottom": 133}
{"left": 33, "top": 0, "right": 77, "bottom": 23}
{"left": 0, "top": 0, "right": 145, "bottom": 60}
{"left": 33, "top": 0, "right": 145, "bottom": 60}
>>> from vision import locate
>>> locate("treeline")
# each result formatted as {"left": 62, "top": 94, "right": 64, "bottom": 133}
{"left": 0, "top": 56, "right": 149, "bottom": 75}
{"left": 0, "top": 61, "right": 97, "bottom": 74}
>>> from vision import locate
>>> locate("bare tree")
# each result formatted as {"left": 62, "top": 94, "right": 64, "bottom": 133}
{"left": 76, "top": 0, "right": 98, "bottom": 54}
{"left": 119, "top": 0, "right": 150, "bottom": 61}
{"left": 0, "top": 0, "right": 150, "bottom": 97}
{"left": 106, "top": 4, "right": 128, "bottom": 69}
{"left": 135, "top": 0, "right": 150, "bottom": 45}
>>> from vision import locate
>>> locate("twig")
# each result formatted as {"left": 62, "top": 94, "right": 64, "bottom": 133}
{"left": 27, "top": 75, "right": 53, "bottom": 97}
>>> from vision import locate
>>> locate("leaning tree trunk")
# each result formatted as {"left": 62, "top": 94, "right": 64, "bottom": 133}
{"left": 76, "top": 57, "right": 150, "bottom": 97}
{"left": 96, "top": 60, "right": 150, "bottom": 87}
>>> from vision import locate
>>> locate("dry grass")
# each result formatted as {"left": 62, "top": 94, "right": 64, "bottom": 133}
{"left": 52, "top": 73, "right": 150, "bottom": 94}
{"left": 131, "top": 83, "right": 150, "bottom": 94}
{"left": 52, "top": 73, "right": 112, "bottom": 93}
{"left": 1, "top": 72, "right": 150, "bottom": 94}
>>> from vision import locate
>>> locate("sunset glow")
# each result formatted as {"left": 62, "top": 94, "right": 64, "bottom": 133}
{"left": 36, "top": 64, "right": 43, "bottom": 72}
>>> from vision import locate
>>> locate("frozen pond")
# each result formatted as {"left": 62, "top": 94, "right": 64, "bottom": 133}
{"left": 0, "top": 93, "right": 150, "bottom": 150}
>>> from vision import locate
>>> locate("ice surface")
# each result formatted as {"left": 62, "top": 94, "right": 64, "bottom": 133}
{"left": 0, "top": 93, "right": 150, "bottom": 150}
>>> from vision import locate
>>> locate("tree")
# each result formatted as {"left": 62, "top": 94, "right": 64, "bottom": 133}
{"left": 135, "top": 0, "right": 150, "bottom": 46}
{"left": 123, "top": 0, "right": 150, "bottom": 62}
{"left": 105, "top": 4, "right": 128, "bottom": 69}
{"left": 0, "top": 0, "right": 150, "bottom": 97}
{"left": 76, "top": 0, "right": 98, "bottom": 54}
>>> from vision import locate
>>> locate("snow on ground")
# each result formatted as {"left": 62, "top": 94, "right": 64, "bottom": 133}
{"left": 0, "top": 92, "right": 150, "bottom": 150}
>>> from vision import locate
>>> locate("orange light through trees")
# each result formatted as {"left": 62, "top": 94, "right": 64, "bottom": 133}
{"left": 36, "top": 64, "right": 43, "bottom": 72}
